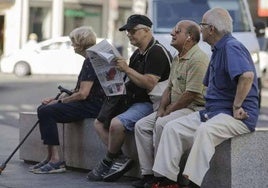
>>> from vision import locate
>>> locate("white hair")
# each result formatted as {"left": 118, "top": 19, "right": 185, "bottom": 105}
{"left": 135, "top": 24, "right": 151, "bottom": 30}
{"left": 205, "top": 7, "right": 233, "bottom": 34}
{"left": 69, "top": 26, "right": 97, "bottom": 49}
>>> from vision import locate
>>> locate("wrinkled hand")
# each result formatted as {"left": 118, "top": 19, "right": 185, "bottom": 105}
{"left": 42, "top": 97, "right": 57, "bottom": 105}
{"left": 156, "top": 108, "right": 165, "bottom": 118}
{"left": 115, "top": 58, "right": 129, "bottom": 72}
{"left": 233, "top": 107, "right": 249, "bottom": 120}
{"left": 163, "top": 104, "right": 173, "bottom": 116}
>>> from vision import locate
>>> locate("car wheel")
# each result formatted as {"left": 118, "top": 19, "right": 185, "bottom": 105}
{"left": 14, "top": 61, "right": 31, "bottom": 76}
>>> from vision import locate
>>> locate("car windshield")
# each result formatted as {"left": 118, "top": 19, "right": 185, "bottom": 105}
{"left": 41, "top": 41, "right": 72, "bottom": 50}
{"left": 152, "top": 0, "right": 251, "bottom": 33}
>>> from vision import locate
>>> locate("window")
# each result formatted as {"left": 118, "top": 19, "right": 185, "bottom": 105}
{"left": 152, "top": 0, "right": 251, "bottom": 33}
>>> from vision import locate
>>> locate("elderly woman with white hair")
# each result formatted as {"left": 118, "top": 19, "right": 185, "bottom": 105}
{"left": 29, "top": 26, "right": 105, "bottom": 174}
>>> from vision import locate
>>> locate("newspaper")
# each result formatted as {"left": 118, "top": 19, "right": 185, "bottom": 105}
{"left": 86, "top": 39, "right": 126, "bottom": 96}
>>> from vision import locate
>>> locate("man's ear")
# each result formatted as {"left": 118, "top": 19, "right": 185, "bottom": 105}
{"left": 186, "top": 35, "right": 192, "bottom": 41}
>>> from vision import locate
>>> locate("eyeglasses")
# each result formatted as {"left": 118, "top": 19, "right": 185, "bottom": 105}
{"left": 126, "top": 27, "right": 146, "bottom": 35}
{"left": 199, "top": 23, "right": 212, "bottom": 29}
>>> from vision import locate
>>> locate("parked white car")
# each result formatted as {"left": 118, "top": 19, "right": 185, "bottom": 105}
{"left": 0, "top": 36, "right": 86, "bottom": 76}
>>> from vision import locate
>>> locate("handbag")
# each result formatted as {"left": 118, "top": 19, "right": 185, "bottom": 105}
{"left": 148, "top": 79, "right": 168, "bottom": 111}
{"left": 146, "top": 42, "right": 171, "bottom": 111}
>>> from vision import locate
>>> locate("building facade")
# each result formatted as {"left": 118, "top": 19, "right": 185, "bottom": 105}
{"left": 0, "top": 0, "right": 138, "bottom": 57}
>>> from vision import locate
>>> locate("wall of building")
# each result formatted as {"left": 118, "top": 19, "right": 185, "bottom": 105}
{"left": 247, "top": 0, "right": 268, "bottom": 26}
{"left": 1, "top": 0, "right": 134, "bottom": 58}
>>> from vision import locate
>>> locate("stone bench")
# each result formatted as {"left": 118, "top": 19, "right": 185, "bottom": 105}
{"left": 201, "top": 127, "right": 268, "bottom": 188}
{"left": 19, "top": 112, "right": 268, "bottom": 187}
{"left": 19, "top": 112, "right": 140, "bottom": 177}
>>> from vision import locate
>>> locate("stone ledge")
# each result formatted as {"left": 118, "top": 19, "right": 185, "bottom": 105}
{"left": 201, "top": 129, "right": 268, "bottom": 188}
{"left": 19, "top": 112, "right": 64, "bottom": 162}
{"left": 19, "top": 112, "right": 268, "bottom": 187}
{"left": 19, "top": 112, "right": 140, "bottom": 177}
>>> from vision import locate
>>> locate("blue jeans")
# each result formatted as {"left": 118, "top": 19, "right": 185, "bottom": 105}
{"left": 117, "top": 102, "right": 153, "bottom": 132}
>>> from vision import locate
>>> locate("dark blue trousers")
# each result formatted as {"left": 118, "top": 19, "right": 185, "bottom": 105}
{"left": 37, "top": 99, "right": 102, "bottom": 145}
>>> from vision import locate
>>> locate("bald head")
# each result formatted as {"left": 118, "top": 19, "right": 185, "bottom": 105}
{"left": 179, "top": 20, "right": 201, "bottom": 43}
{"left": 170, "top": 20, "right": 201, "bottom": 54}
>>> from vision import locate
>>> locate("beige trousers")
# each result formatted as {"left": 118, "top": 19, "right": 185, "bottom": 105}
{"left": 153, "top": 112, "right": 250, "bottom": 186}
{"left": 135, "top": 108, "right": 193, "bottom": 175}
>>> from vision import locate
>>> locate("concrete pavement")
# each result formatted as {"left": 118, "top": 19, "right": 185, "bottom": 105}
{"left": 0, "top": 123, "right": 136, "bottom": 188}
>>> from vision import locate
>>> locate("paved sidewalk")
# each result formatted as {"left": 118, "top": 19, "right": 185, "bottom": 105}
{"left": 0, "top": 123, "right": 136, "bottom": 188}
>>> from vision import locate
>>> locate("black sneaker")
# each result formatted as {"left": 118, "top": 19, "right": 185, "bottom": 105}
{"left": 103, "top": 154, "right": 133, "bottom": 182}
{"left": 132, "top": 179, "right": 147, "bottom": 188}
{"left": 87, "top": 160, "right": 112, "bottom": 181}
{"left": 132, "top": 175, "right": 155, "bottom": 188}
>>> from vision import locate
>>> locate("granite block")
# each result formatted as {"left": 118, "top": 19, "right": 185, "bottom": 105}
{"left": 19, "top": 112, "right": 140, "bottom": 177}
{"left": 19, "top": 112, "right": 267, "bottom": 186}
{"left": 202, "top": 130, "right": 268, "bottom": 188}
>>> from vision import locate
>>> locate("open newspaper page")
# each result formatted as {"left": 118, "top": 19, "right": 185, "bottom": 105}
{"left": 86, "top": 39, "right": 126, "bottom": 96}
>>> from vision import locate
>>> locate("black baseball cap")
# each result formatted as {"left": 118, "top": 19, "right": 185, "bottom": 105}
{"left": 119, "top": 14, "right": 153, "bottom": 31}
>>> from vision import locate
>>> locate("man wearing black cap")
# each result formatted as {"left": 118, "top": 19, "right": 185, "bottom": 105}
{"left": 118, "top": 14, "right": 153, "bottom": 31}
{"left": 87, "top": 14, "right": 172, "bottom": 182}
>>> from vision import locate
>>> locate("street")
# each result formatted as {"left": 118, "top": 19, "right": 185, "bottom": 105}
{"left": 1, "top": 72, "right": 268, "bottom": 128}
{"left": 0, "top": 73, "right": 77, "bottom": 127}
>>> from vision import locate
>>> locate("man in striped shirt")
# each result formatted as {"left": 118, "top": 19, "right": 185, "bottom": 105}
{"left": 133, "top": 20, "right": 209, "bottom": 188}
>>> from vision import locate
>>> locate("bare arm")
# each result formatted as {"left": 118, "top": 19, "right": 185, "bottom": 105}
{"left": 157, "top": 87, "right": 171, "bottom": 117}
{"left": 115, "top": 58, "right": 159, "bottom": 91}
{"left": 44, "top": 81, "right": 93, "bottom": 105}
{"left": 163, "top": 91, "right": 198, "bottom": 116}
{"left": 233, "top": 71, "right": 254, "bottom": 120}
{"left": 60, "top": 81, "right": 93, "bottom": 103}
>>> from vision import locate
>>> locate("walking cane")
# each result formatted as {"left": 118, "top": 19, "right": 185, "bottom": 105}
{"left": 0, "top": 85, "right": 73, "bottom": 174}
